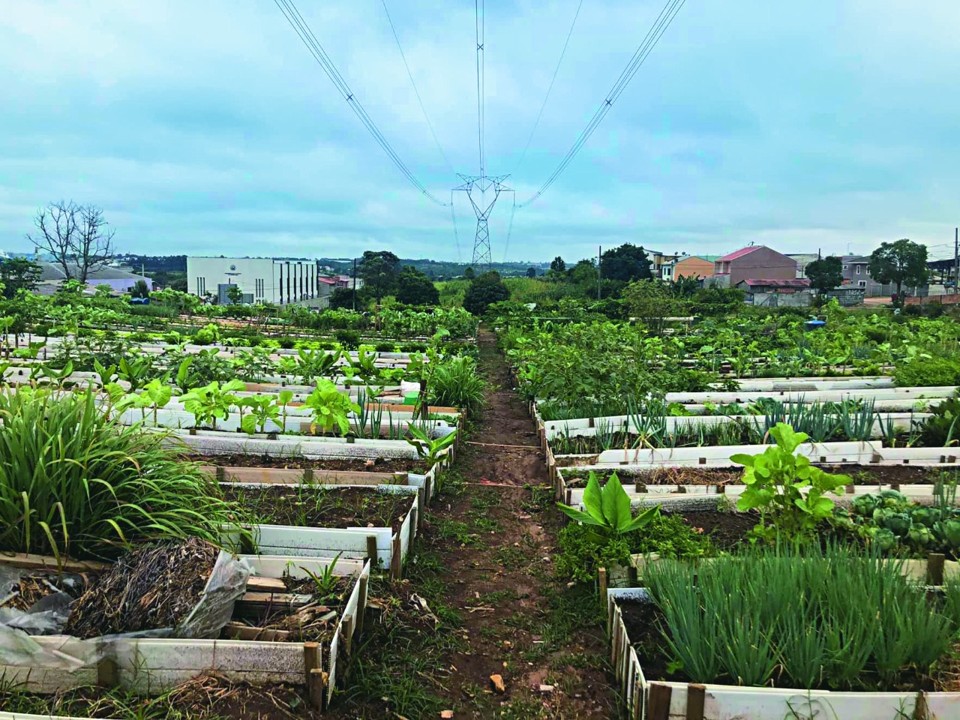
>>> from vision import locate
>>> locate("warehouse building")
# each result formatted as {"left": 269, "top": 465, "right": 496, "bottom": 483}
{"left": 186, "top": 256, "right": 331, "bottom": 306}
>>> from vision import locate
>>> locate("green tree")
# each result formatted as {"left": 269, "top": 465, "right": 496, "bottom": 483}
{"left": 525, "top": 266, "right": 537, "bottom": 278}
{"left": 0, "top": 258, "right": 42, "bottom": 299}
{"left": 550, "top": 256, "right": 566, "bottom": 274}
{"left": 359, "top": 250, "right": 401, "bottom": 302}
{"left": 395, "top": 266, "right": 439, "bottom": 306}
{"left": 804, "top": 256, "right": 843, "bottom": 304}
{"left": 131, "top": 279, "right": 150, "bottom": 299}
{"left": 622, "top": 279, "right": 682, "bottom": 333}
{"left": 328, "top": 287, "right": 358, "bottom": 310}
{"left": 600, "top": 244, "right": 652, "bottom": 283}
{"left": 225, "top": 284, "right": 244, "bottom": 305}
{"left": 463, "top": 266, "right": 476, "bottom": 280}
{"left": 463, "top": 271, "right": 510, "bottom": 315}
{"left": 868, "top": 239, "right": 929, "bottom": 301}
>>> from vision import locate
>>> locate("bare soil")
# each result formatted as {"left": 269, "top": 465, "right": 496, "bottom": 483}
{"left": 183, "top": 453, "right": 424, "bottom": 474}
{"left": 567, "top": 464, "right": 948, "bottom": 486}
{"left": 224, "top": 485, "right": 411, "bottom": 529}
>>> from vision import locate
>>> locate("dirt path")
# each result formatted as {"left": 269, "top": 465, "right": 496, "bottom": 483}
{"left": 331, "top": 329, "right": 620, "bottom": 719}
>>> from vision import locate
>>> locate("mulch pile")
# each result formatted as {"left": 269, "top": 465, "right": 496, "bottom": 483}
{"left": 64, "top": 538, "right": 218, "bottom": 639}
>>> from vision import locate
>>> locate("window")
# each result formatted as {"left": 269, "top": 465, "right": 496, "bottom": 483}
{"left": 858, "top": 280, "right": 866, "bottom": 287}
{"left": 856, "top": 266, "right": 861, "bottom": 275}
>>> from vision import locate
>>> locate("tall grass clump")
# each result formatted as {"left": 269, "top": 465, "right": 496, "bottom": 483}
{"left": 0, "top": 388, "right": 240, "bottom": 561}
{"left": 429, "top": 355, "right": 485, "bottom": 417}
{"left": 644, "top": 543, "right": 960, "bottom": 690}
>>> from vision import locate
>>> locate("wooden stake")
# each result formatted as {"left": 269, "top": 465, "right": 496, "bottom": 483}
{"left": 97, "top": 657, "right": 118, "bottom": 688}
{"left": 366, "top": 535, "right": 378, "bottom": 568}
{"left": 390, "top": 531, "right": 402, "bottom": 579}
{"left": 647, "top": 682, "right": 673, "bottom": 720}
{"left": 355, "top": 574, "right": 369, "bottom": 636}
{"left": 598, "top": 567, "right": 608, "bottom": 601}
{"left": 927, "top": 552, "right": 946, "bottom": 586}
{"left": 308, "top": 667, "right": 326, "bottom": 710}
{"left": 685, "top": 683, "right": 706, "bottom": 720}
{"left": 409, "top": 507, "right": 419, "bottom": 546}
{"left": 304, "top": 641, "right": 323, "bottom": 709}
{"left": 303, "top": 467, "right": 314, "bottom": 483}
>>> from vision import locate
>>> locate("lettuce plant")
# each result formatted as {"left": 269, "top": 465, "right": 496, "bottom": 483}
{"left": 304, "top": 379, "right": 360, "bottom": 436}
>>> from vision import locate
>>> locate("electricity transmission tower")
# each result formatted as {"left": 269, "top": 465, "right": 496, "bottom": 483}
{"left": 453, "top": 174, "right": 511, "bottom": 267}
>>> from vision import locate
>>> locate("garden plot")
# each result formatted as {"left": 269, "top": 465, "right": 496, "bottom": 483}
{"left": 607, "top": 565, "right": 960, "bottom": 720}
{"left": 166, "top": 429, "right": 423, "bottom": 461}
{"left": 0, "top": 548, "right": 370, "bottom": 710}
{"left": 223, "top": 483, "right": 421, "bottom": 578}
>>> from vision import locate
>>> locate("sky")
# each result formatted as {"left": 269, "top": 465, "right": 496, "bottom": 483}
{"left": 2, "top": 0, "right": 960, "bottom": 263}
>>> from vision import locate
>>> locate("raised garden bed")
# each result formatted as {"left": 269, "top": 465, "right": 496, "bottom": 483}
{"left": 223, "top": 483, "right": 421, "bottom": 577}
{"left": 0, "top": 551, "right": 370, "bottom": 711}
{"left": 607, "top": 579, "right": 960, "bottom": 720}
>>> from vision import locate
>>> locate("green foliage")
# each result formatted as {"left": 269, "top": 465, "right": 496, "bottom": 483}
{"left": 556, "top": 512, "right": 712, "bottom": 583}
{"left": 405, "top": 425, "right": 457, "bottom": 468}
{"left": 429, "top": 355, "right": 485, "bottom": 416}
{"left": 395, "top": 266, "right": 440, "bottom": 306}
{"left": 918, "top": 395, "right": 960, "bottom": 446}
{"left": 463, "top": 271, "right": 510, "bottom": 316}
{"left": 833, "top": 482, "right": 960, "bottom": 557}
{"left": 557, "top": 472, "right": 659, "bottom": 547}
{"left": 732, "top": 423, "right": 849, "bottom": 540}
{"left": 645, "top": 544, "right": 959, "bottom": 690}
{"left": 804, "top": 256, "right": 843, "bottom": 298}
{"left": 0, "top": 258, "right": 42, "bottom": 299}
{"left": 0, "top": 388, "right": 240, "bottom": 560}
{"left": 240, "top": 395, "right": 281, "bottom": 434}
{"left": 191, "top": 323, "right": 221, "bottom": 345}
{"left": 359, "top": 250, "right": 401, "bottom": 302}
{"left": 304, "top": 379, "right": 360, "bottom": 435}
{"left": 894, "top": 355, "right": 960, "bottom": 387}
{"left": 180, "top": 379, "right": 245, "bottom": 430}
{"left": 869, "top": 238, "right": 929, "bottom": 299}
{"left": 600, "top": 243, "right": 653, "bottom": 283}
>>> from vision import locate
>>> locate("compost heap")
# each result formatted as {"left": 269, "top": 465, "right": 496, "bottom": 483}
{"left": 64, "top": 537, "right": 219, "bottom": 639}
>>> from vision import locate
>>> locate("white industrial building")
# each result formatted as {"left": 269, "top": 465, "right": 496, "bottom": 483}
{"left": 186, "top": 257, "right": 331, "bottom": 306}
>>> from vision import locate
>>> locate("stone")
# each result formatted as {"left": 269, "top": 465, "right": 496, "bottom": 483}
{"left": 490, "top": 674, "right": 506, "bottom": 694}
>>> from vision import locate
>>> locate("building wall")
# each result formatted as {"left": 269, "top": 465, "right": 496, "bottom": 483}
{"left": 186, "top": 257, "right": 322, "bottom": 305}
{"left": 87, "top": 277, "right": 153, "bottom": 293}
{"left": 674, "top": 257, "right": 715, "bottom": 280}
{"left": 726, "top": 247, "right": 797, "bottom": 287}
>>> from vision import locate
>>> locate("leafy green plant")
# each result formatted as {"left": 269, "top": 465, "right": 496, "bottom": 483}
{"left": 240, "top": 395, "right": 281, "bottom": 435}
{"left": 428, "top": 355, "right": 485, "bottom": 417}
{"left": 0, "top": 388, "right": 243, "bottom": 560}
{"left": 405, "top": 425, "right": 457, "bottom": 468}
{"left": 732, "top": 423, "right": 849, "bottom": 541}
{"left": 180, "top": 379, "right": 245, "bottom": 430}
{"left": 303, "top": 379, "right": 360, "bottom": 436}
{"left": 557, "top": 472, "right": 659, "bottom": 546}
{"left": 299, "top": 553, "right": 343, "bottom": 599}
{"left": 644, "top": 543, "right": 957, "bottom": 690}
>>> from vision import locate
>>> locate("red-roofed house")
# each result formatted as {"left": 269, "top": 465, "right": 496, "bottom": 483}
{"left": 713, "top": 246, "right": 797, "bottom": 287}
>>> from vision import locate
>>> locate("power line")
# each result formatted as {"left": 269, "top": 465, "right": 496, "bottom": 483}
{"left": 512, "top": 0, "right": 585, "bottom": 175}
{"left": 450, "top": 190, "right": 462, "bottom": 262}
{"left": 502, "top": 190, "right": 517, "bottom": 261}
{"left": 273, "top": 0, "right": 449, "bottom": 206}
{"left": 380, "top": 0, "right": 455, "bottom": 174}
{"left": 519, "top": 0, "right": 686, "bottom": 207}
{"left": 475, "top": 0, "right": 486, "bottom": 177}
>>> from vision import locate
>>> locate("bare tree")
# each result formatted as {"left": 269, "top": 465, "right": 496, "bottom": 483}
{"left": 27, "top": 201, "right": 116, "bottom": 283}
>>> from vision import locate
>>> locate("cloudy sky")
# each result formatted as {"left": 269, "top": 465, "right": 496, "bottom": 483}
{"left": 2, "top": 1, "right": 959, "bottom": 263}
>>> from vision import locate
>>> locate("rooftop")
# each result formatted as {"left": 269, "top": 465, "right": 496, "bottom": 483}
{"left": 716, "top": 246, "right": 763, "bottom": 262}
{"left": 738, "top": 278, "right": 811, "bottom": 288}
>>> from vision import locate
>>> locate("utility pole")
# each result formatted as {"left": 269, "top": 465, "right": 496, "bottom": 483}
{"left": 352, "top": 258, "right": 357, "bottom": 311}
{"left": 954, "top": 227, "right": 958, "bottom": 292}
{"left": 597, "top": 245, "right": 602, "bottom": 300}
{"left": 453, "top": 174, "right": 511, "bottom": 268}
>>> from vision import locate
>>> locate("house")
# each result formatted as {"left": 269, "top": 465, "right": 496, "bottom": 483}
{"left": 661, "top": 255, "right": 718, "bottom": 283}
{"left": 186, "top": 256, "right": 331, "bottom": 306}
{"left": 736, "top": 278, "right": 813, "bottom": 307}
{"left": 788, "top": 254, "right": 820, "bottom": 280}
{"left": 838, "top": 255, "right": 915, "bottom": 298}
{"left": 712, "top": 246, "right": 797, "bottom": 288}
{"left": 36, "top": 262, "right": 153, "bottom": 294}
{"left": 646, "top": 250, "right": 680, "bottom": 277}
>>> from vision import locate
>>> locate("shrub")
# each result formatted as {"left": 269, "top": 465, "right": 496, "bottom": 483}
{"left": 429, "top": 355, "right": 485, "bottom": 416}
{"left": 0, "top": 389, "right": 240, "bottom": 560}
{"left": 335, "top": 329, "right": 361, "bottom": 349}
{"left": 894, "top": 355, "right": 960, "bottom": 387}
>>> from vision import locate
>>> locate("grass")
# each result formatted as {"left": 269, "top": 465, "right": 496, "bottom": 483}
{"left": 0, "top": 388, "right": 240, "bottom": 560}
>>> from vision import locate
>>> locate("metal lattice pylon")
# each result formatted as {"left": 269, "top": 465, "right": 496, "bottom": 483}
{"left": 453, "top": 174, "right": 510, "bottom": 268}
